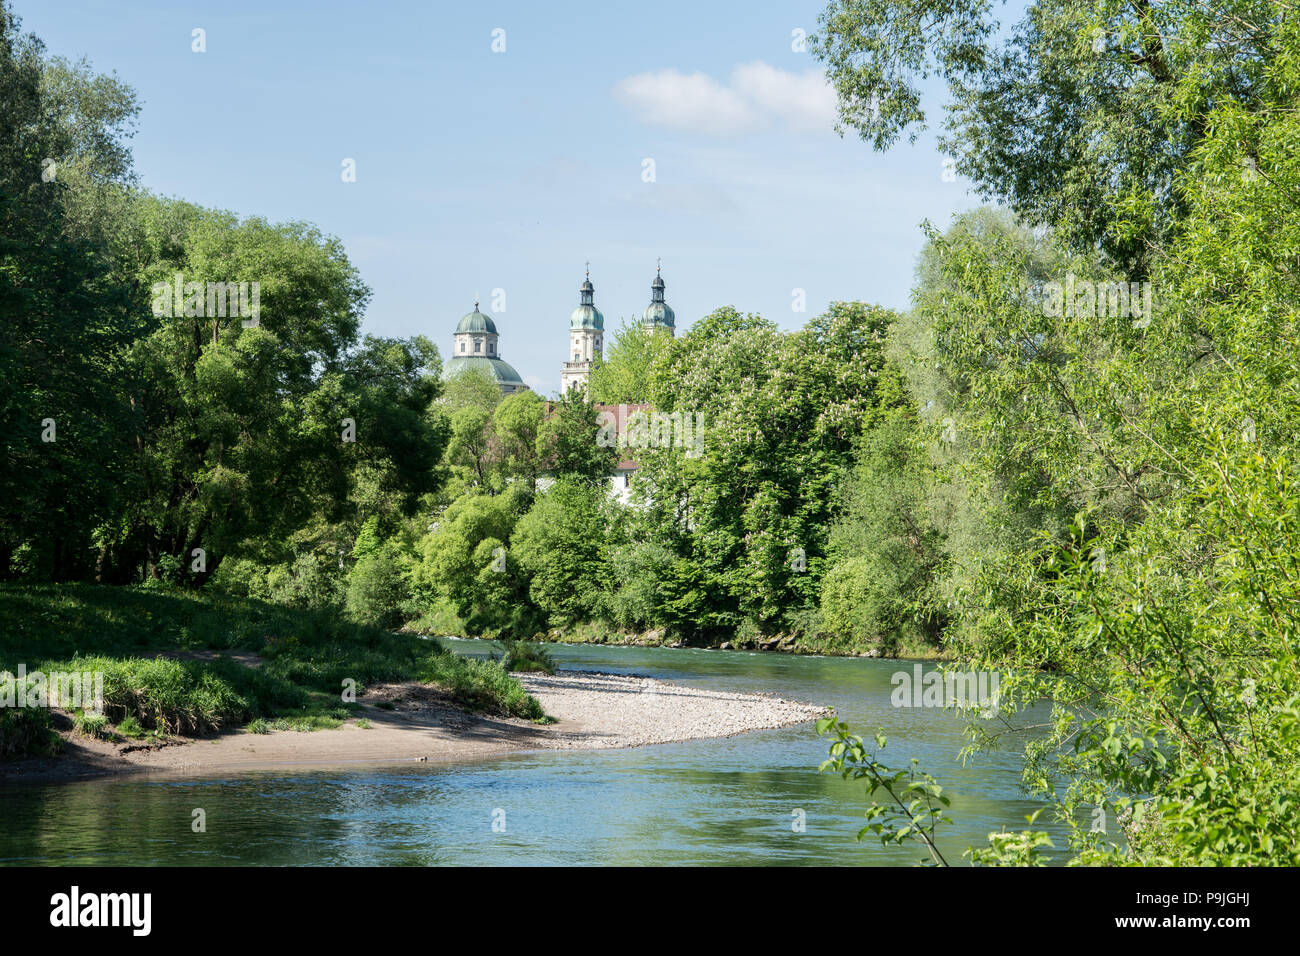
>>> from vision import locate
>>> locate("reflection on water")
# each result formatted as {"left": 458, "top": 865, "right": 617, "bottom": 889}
{"left": 0, "top": 642, "right": 1064, "bottom": 866}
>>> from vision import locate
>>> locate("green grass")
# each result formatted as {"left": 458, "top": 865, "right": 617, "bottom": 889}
{"left": 116, "top": 715, "right": 147, "bottom": 739}
{"left": 496, "top": 639, "right": 557, "bottom": 675}
{"left": 418, "top": 652, "right": 545, "bottom": 720}
{"left": 244, "top": 714, "right": 346, "bottom": 733}
{"left": 404, "top": 597, "right": 467, "bottom": 637}
{"left": 0, "top": 702, "right": 59, "bottom": 760}
{"left": 0, "top": 582, "right": 545, "bottom": 759}
{"left": 72, "top": 711, "right": 109, "bottom": 738}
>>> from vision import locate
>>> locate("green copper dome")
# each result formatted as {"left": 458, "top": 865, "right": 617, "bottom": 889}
{"left": 456, "top": 305, "right": 498, "bottom": 335}
{"left": 444, "top": 355, "right": 525, "bottom": 387}
{"left": 642, "top": 302, "right": 675, "bottom": 328}
{"left": 570, "top": 273, "right": 604, "bottom": 330}
{"left": 642, "top": 267, "right": 675, "bottom": 329}
{"left": 570, "top": 304, "right": 604, "bottom": 330}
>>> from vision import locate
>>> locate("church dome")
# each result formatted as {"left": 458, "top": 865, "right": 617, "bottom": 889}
{"left": 446, "top": 301, "right": 527, "bottom": 393}
{"left": 570, "top": 304, "right": 604, "bottom": 330}
{"left": 642, "top": 301, "right": 675, "bottom": 328}
{"left": 456, "top": 305, "right": 497, "bottom": 335}
{"left": 642, "top": 264, "right": 675, "bottom": 329}
{"left": 571, "top": 269, "right": 604, "bottom": 330}
{"left": 444, "top": 355, "right": 526, "bottom": 388}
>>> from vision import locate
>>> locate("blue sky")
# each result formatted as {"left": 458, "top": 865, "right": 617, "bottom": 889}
{"left": 20, "top": 0, "right": 1001, "bottom": 395}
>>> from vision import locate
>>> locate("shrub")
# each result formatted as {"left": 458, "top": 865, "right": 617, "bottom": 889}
{"left": 0, "top": 705, "right": 59, "bottom": 760}
{"left": 116, "top": 715, "right": 146, "bottom": 738}
{"left": 345, "top": 551, "right": 408, "bottom": 630}
{"left": 78, "top": 656, "right": 252, "bottom": 735}
{"left": 497, "top": 639, "right": 556, "bottom": 674}
{"left": 73, "top": 711, "right": 109, "bottom": 738}
{"left": 419, "top": 654, "right": 545, "bottom": 721}
{"left": 604, "top": 542, "right": 673, "bottom": 631}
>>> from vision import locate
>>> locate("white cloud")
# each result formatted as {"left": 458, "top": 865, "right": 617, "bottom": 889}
{"left": 614, "top": 62, "right": 838, "bottom": 137}
{"left": 730, "top": 62, "right": 838, "bottom": 132}
{"left": 614, "top": 69, "right": 760, "bottom": 135}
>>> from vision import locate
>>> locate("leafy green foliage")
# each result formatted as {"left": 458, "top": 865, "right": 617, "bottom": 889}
{"left": 410, "top": 491, "right": 539, "bottom": 637}
{"left": 809, "top": 0, "right": 1282, "bottom": 271}
{"left": 0, "top": 7, "right": 142, "bottom": 581}
{"left": 804, "top": 0, "right": 1300, "bottom": 868}
{"left": 538, "top": 388, "right": 619, "bottom": 484}
{"left": 588, "top": 320, "right": 673, "bottom": 404}
{"left": 512, "top": 479, "right": 609, "bottom": 627}
{"left": 818, "top": 714, "right": 954, "bottom": 866}
{"left": 344, "top": 549, "right": 408, "bottom": 631}
{"left": 821, "top": 409, "right": 946, "bottom": 653}
{"left": 0, "top": 7, "right": 447, "bottom": 589}
{"left": 622, "top": 303, "right": 901, "bottom": 641}
{"left": 492, "top": 390, "right": 546, "bottom": 492}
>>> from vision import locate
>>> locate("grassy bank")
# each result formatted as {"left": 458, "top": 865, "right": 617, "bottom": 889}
{"left": 0, "top": 583, "right": 544, "bottom": 761}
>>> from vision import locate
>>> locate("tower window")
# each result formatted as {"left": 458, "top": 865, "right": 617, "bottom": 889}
{"left": 474, "top": 340, "right": 481, "bottom": 353}
{"left": 488, "top": 342, "right": 494, "bottom": 355}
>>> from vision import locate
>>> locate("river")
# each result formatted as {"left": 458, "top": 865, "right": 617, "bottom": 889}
{"left": 0, "top": 640, "right": 1063, "bottom": 865}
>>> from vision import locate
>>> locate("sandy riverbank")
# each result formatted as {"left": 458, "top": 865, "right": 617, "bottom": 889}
{"left": 0, "top": 670, "right": 827, "bottom": 783}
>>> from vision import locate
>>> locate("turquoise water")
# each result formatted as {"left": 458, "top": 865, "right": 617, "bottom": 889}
{"left": 0, "top": 641, "right": 1057, "bottom": 866}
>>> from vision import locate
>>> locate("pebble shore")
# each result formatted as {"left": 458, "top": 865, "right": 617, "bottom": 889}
{"left": 520, "top": 670, "right": 828, "bottom": 749}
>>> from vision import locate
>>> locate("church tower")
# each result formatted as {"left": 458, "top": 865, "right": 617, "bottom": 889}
{"left": 561, "top": 265, "right": 604, "bottom": 393}
{"left": 641, "top": 259, "right": 675, "bottom": 336}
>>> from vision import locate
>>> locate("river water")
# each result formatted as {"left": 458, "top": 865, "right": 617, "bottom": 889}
{"left": 0, "top": 641, "right": 1060, "bottom": 865}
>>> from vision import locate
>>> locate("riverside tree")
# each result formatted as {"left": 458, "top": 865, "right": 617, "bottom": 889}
{"left": 0, "top": 7, "right": 142, "bottom": 580}
{"left": 812, "top": 0, "right": 1300, "bottom": 864}
{"left": 0, "top": 6, "right": 448, "bottom": 591}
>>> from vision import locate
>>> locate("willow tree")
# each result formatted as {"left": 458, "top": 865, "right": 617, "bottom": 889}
{"left": 810, "top": 0, "right": 1280, "bottom": 273}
